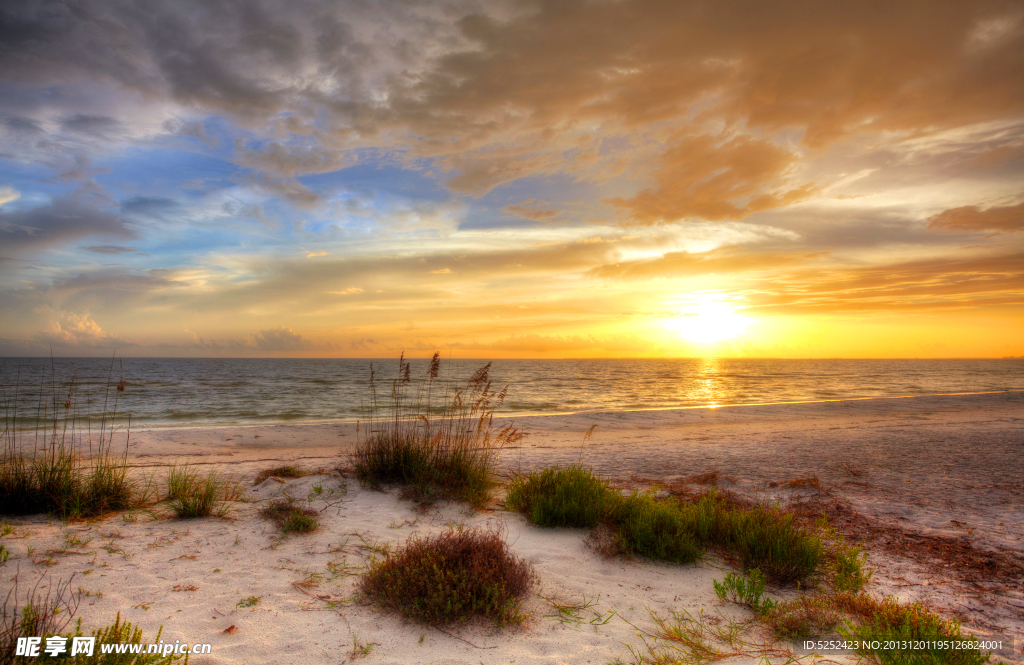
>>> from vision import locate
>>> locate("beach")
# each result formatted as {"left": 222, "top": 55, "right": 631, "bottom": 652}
{"left": 2, "top": 390, "right": 1022, "bottom": 663}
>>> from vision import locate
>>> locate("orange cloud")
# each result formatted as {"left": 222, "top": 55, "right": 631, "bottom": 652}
{"left": 606, "top": 133, "right": 815, "bottom": 224}
{"left": 927, "top": 201, "right": 1024, "bottom": 233}
{"left": 588, "top": 246, "right": 824, "bottom": 279}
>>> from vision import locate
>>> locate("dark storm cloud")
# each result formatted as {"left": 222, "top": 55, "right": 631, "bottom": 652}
{"left": 2, "top": 115, "right": 42, "bottom": 133}
{"left": 119, "top": 196, "right": 179, "bottom": 216}
{"left": 0, "top": 186, "right": 134, "bottom": 254}
{"left": 59, "top": 114, "right": 120, "bottom": 134}
{"left": 82, "top": 245, "right": 138, "bottom": 254}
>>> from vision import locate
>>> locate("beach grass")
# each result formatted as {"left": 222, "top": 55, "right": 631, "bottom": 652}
{"left": 0, "top": 366, "right": 137, "bottom": 519}
{"left": 359, "top": 526, "right": 534, "bottom": 626}
{"left": 350, "top": 353, "right": 522, "bottom": 507}
{"left": 167, "top": 466, "right": 240, "bottom": 519}
{"left": 507, "top": 466, "right": 829, "bottom": 583}
{"left": 259, "top": 499, "right": 319, "bottom": 533}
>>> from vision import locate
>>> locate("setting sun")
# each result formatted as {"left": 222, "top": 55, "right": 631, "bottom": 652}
{"left": 666, "top": 295, "right": 752, "bottom": 344}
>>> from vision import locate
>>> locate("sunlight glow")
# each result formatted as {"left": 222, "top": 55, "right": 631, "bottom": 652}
{"left": 666, "top": 294, "right": 752, "bottom": 344}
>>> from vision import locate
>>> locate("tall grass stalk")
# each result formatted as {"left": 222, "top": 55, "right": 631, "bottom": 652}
{"left": 0, "top": 358, "right": 136, "bottom": 518}
{"left": 351, "top": 353, "right": 522, "bottom": 507}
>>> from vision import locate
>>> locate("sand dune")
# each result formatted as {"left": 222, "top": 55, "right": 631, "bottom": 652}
{"left": 2, "top": 391, "right": 1021, "bottom": 663}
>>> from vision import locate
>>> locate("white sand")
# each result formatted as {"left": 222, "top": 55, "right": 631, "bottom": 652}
{"left": 2, "top": 391, "right": 1022, "bottom": 664}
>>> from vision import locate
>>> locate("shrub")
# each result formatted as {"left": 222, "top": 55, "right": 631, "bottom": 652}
{"left": 505, "top": 466, "right": 614, "bottom": 528}
{"left": 507, "top": 466, "right": 825, "bottom": 584}
{"left": 350, "top": 353, "right": 522, "bottom": 507}
{"left": 709, "top": 501, "right": 825, "bottom": 584}
{"left": 259, "top": 499, "right": 319, "bottom": 533}
{"left": 165, "top": 463, "right": 198, "bottom": 501}
{"left": 764, "top": 591, "right": 992, "bottom": 664}
{"left": 610, "top": 492, "right": 704, "bottom": 564}
{"left": 359, "top": 526, "right": 534, "bottom": 625}
{"left": 838, "top": 594, "right": 991, "bottom": 665}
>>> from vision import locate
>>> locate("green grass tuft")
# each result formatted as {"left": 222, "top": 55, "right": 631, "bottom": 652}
{"left": 167, "top": 466, "right": 237, "bottom": 519}
{"left": 713, "top": 568, "right": 777, "bottom": 616}
{"left": 359, "top": 526, "right": 534, "bottom": 626}
{"left": 505, "top": 465, "right": 613, "bottom": 528}
{"left": 259, "top": 499, "right": 319, "bottom": 533}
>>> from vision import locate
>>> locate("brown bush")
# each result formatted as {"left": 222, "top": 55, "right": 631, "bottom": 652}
{"left": 359, "top": 526, "right": 534, "bottom": 625}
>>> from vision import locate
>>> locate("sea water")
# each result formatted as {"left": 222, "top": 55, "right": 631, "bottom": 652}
{"left": 1, "top": 357, "right": 1021, "bottom": 428}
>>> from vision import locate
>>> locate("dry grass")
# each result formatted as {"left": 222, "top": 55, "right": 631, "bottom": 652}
{"left": 765, "top": 591, "right": 992, "bottom": 664}
{"left": 254, "top": 466, "right": 316, "bottom": 485}
{"left": 350, "top": 353, "right": 522, "bottom": 507}
{"left": 359, "top": 526, "right": 535, "bottom": 626}
{"left": 1, "top": 574, "right": 79, "bottom": 659}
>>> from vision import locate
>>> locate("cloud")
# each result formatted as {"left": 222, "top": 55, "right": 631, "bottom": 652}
{"left": 588, "top": 246, "right": 825, "bottom": 280}
{"left": 251, "top": 326, "right": 313, "bottom": 352}
{"left": 59, "top": 113, "right": 120, "bottom": 135}
{"left": 2, "top": 0, "right": 1019, "bottom": 210}
{"left": 927, "top": 201, "right": 1024, "bottom": 233}
{"left": 34, "top": 311, "right": 130, "bottom": 348}
{"left": 504, "top": 200, "right": 559, "bottom": 221}
{"left": 83, "top": 245, "right": 138, "bottom": 254}
{"left": 0, "top": 185, "right": 134, "bottom": 255}
{"left": 0, "top": 186, "right": 18, "bottom": 206}
{"left": 747, "top": 251, "right": 1024, "bottom": 313}
{"left": 606, "top": 133, "right": 816, "bottom": 224}
{"left": 120, "top": 196, "right": 179, "bottom": 216}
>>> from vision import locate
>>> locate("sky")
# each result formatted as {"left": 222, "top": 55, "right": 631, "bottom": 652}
{"left": 0, "top": 0, "right": 1022, "bottom": 359}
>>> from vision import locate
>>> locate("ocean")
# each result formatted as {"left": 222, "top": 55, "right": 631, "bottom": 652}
{"left": 1, "top": 357, "right": 1021, "bottom": 429}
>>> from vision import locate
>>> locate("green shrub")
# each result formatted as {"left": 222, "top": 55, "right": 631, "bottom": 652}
{"left": 610, "top": 492, "right": 704, "bottom": 564}
{"left": 1, "top": 575, "right": 79, "bottom": 662}
{"left": 831, "top": 543, "right": 872, "bottom": 592}
{"left": 259, "top": 499, "right": 319, "bottom": 533}
{"left": 507, "top": 466, "right": 825, "bottom": 583}
{"left": 839, "top": 594, "right": 991, "bottom": 665}
{"left": 505, "top": 466, "right": 614, "bottom": 528}
{"left": 764, "top": 591, "right": 992, "bottom": 664}
{"left": 359, "top": 527, "right": 534, "bottom": 625}
{"left": 710, "top": 502, "right": 825, "bottom": 584}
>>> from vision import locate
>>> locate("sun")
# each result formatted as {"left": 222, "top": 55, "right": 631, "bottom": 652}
{"left": 665, "top": 295, "right": 751, "bottom": 344}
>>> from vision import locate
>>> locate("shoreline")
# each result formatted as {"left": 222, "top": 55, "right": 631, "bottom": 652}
{"left": 103, "top": 387, "right": 1024, "bottom": 432}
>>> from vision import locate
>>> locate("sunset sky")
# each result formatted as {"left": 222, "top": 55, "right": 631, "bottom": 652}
{"left": 1, "top": 0, "right": 1022, "bottom": 358}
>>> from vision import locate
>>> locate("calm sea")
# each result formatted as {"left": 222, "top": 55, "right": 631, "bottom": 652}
{"left": 1, "top": 357, "right": 1021, "bottom": 429}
